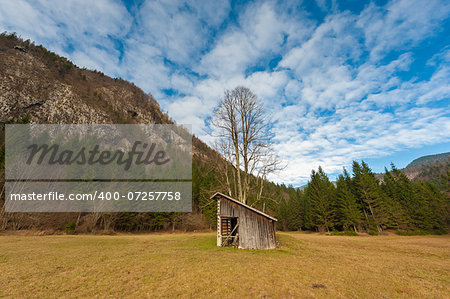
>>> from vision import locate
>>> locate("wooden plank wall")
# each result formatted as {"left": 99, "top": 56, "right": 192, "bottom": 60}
{"left": 217, "top": 198, "right": 221, "bottom": 246}
{"left": 219, "top": 197, "right": 276, "bottom": 249}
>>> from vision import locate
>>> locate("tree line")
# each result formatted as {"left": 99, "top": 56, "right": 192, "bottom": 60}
{"left": 277, "top": 161, "right": 449, "bottom": 234}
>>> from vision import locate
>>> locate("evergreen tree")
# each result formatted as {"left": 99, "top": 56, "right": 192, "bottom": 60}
{"left": 278, "top": 190, "right": 303, "bottom": 231}
{"left": 335, "top": 169, "right": 362, "bottom": 232}
{"left": 285, "top": 188, "right": 304, "bottom": 230}
{"left": 413, "top": 181, "right": 447, "bottom": 230}
{"left": 305, "top": 166, "right": 335, "bottom": 232}
{"left": 381, "top": 165, "right": 412, "bottom": 229}
{"left": 352, "top": 161, "right": 387, "bottom": 232}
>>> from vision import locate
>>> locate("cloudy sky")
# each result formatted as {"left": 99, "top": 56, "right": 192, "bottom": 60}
{"left": 1, "top": 0, "right": 449, "bottom": 185}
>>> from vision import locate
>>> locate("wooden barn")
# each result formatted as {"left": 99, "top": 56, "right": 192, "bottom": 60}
{"left": 211, "top": 192, "right": 277, "bottom": 250}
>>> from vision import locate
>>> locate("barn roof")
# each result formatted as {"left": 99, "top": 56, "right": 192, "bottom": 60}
{"left": 210, "top": 192, "right": 278, "bottom": 222}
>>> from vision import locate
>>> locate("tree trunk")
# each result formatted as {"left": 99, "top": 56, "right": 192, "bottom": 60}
{"left": 76, "top": 213, "right": 81, "bottom": 226}
{"left": 224, "top": 164, "right": 232, "bottom": 197}
{"left": 233, "top": 131, "right": 243, "bottom": 203}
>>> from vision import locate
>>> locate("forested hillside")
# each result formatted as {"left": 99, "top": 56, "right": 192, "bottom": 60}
{"left": 0, "top": 32, "right": 448, "bottom": 234}
{"left": 407, "top": 152, "right": 449, "bottom": 168}
{"left": 403, "top": 153, "right": 449, "bottom": 190}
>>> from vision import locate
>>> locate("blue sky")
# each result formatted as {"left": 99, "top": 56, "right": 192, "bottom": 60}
{"left": 1, "top": 0, "right": 449, "bottom": 185}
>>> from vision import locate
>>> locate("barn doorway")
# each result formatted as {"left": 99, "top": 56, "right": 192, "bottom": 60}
{"left": 221, "top": 217, "right": 239, "bottom": 247}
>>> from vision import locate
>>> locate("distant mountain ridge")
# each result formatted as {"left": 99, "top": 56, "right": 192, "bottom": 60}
{"left": 401, "top": 152, "right": 449, "bottom": 190}
{"left": 406, "top": 152, "right": 450, "bottom": 168}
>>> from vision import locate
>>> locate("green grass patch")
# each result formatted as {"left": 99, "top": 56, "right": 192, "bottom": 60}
{"left": 329, "top": 230, "right": 359, "bottom": 236}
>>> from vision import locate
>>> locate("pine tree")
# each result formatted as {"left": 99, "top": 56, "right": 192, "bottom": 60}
{"left": 335, "top": 169, "right": 362, "bottom": 232}
{"left": 381, "top": 165, "right": 412, "bottom": 229}
{"left": 305, "top": 166, "right": 335, "bottom": 232}
{"left": 414, "top": 181, "right": 447, "bottom": 230}
{"left": 352, "top": 161, "right": 387, "bottom": 232}
{"left": 277, "top": 189, "right": 303, "bottom": 231}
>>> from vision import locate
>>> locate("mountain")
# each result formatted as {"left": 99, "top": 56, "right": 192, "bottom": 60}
{"left": 401, "top": 152, "right": 449, "bottom": 190}
{"left": 406, "top": 152, "right": 450, "bottom": 168}
{"left": 0, "top": 34, "right": 169, "bottom": 124}
{"left": 405, "top": 152, "right": 450, "bottom": 186}
{"left": 0, "top": 33, "right": 223, "bottom": 163}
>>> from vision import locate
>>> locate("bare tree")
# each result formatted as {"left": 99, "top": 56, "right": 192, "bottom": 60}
{"left": 211, "top": 86, "right": 282, "bottom": 204}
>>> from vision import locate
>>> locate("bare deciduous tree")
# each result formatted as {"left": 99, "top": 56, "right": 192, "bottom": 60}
{"left": 211, "top": 86, "right": 283, "bottom": 204}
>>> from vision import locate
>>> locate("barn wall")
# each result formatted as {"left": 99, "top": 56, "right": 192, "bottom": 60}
{"left": 217, "top": 198, "right": 221, "bottom": 246}
{"left": 219, "top": 198, "right": 276, "bottom": 250}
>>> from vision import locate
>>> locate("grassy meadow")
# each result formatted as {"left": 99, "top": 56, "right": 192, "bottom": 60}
{"left": 0, "top": 232, "right": 449, "bottom": 298}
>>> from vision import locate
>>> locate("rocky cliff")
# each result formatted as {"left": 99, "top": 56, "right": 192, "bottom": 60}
{"left": 0, "top": 33, "right": 167, "bottom": 125}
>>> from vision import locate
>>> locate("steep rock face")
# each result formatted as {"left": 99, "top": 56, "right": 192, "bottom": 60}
{"left": 0, "top": 49, "right": 107, "bottom": 123}
{"left": 0, "top": 34, "right": 165, "bottom": 125}
{"left": 0, "top": 33, "right": 220, "bottom": 166}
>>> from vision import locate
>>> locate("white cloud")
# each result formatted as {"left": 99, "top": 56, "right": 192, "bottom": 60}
{"left": 198, "top": 2, "right": 312, "bottom": 79}
{"left": 357, "top": 0, "right": 450, "bottom": 61}
{"left": 166, "top": 96, "right": 206, "bottom": 129}
{"left": 134, "top": 0, "right": 229, "bottom": 65}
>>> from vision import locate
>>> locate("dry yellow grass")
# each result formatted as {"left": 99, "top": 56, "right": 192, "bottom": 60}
{"left": 0, "top": 232, "right": 449, "bottom": 298}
